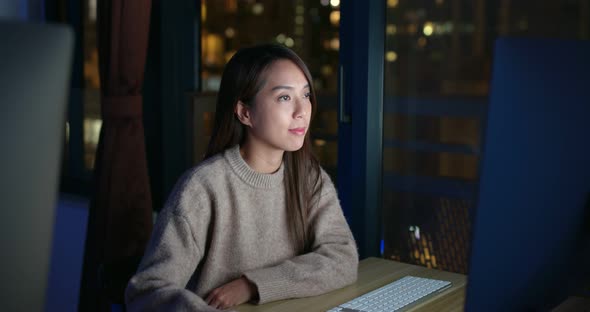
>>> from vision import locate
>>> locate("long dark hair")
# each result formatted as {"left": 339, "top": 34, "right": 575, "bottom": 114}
{"left": 205, "top": 44, "right": 322, "bottom": 253}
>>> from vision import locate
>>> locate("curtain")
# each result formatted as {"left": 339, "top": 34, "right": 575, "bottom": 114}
{"left": 79, "top": 0, "right": 153, "bottom": 310}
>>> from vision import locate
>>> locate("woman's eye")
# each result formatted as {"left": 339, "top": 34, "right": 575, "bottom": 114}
{"left": 304, "top": 92, "right": 311, "bottom": 99}
{"left": 279, "top": 95, "right": 291, "bottom": 101}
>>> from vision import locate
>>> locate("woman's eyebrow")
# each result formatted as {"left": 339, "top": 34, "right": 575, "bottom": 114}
{"left": 270, "top": 84, "right": 310, "bottom": 92}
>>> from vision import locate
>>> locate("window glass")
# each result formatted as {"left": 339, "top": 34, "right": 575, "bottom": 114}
{"left": 198, "top": 0, "right": 341, "bottom": 177}
{"left": 382, "top": 0, "right": 590, "bottom": 273}
{"left": 82, "top": 0, "right": 101, "bottom": 170}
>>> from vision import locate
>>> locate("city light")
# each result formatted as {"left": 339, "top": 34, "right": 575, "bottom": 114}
{"left": 201, "top": 0, "right": 342, "bottom": 95}
{"left": 285, "top": 37, "right": 295, "bottom": 47}
{"left": 409, "top": 225, "right": 421, "bottom": 240}
{"left": 418, "top": 37, "right": 427, "bottom": 47}
{"left": 296, "top": 5, "right": 304, "bottom": 15}
{"left": 226, "top": 0, "right": 237, "bottom": 12}
{"left": 314, "top": 139, "right": 327, "bottom": 147}
{"left": 88, "top": 0, "right": 97, "bottom": 22}
{"left": 386, "top": 24, "right": 397, "bottom": 35}
{"left": 201, "top": 1, "right": 207, "bottom": 22}
{"left": 330, "top": 37, "right": 340, "bottom": 50}
{"left": 387, "top": 0, "right": 399, "bottom": 8}
{"left": 84, "top": 118, "right": 102, "bottom": 147}
{"left": 252, "top": 3, "right": 264, "bottom": 15}
{"left": 423, "top": 22, "right": 434, "bottom": 36}
{"left": 203, "top": 34, "right": 224, "bottom": 66}
{"left": 295, "top": 15, "right": 304, "bottom": 25}
{"left": 444, "top": 21, "right": 453, "bottom": 33}
{"left": 385, "top": 51, "right": 397, "bottom": 62}
{"left": 330, "top": 10, "right": 340, "bottom": 26}
{"left": 321, "top": 65, "right": 334, "bottom": 76}
{"left": 224, "top": 27, "right": 235, "bottom": 38}
{"left": 276, "top": 33, "right": 286, "bottom": 44}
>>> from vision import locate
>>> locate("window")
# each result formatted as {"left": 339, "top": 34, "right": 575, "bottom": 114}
{"left": 81, "top": 0, "right": 100, "bottom": 171}
{"left": 196, "top": 0, "right": 341, "bottom": 178}
{"left": 382, "top": 0, "right": 590, "bottom": 273}
{"left": 50, "top": 0, "right": 100, "bottom": 194}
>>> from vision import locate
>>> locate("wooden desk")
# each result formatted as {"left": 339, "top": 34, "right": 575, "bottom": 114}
{"left": 236, "top": 257, "right": 467, "bottom": 312}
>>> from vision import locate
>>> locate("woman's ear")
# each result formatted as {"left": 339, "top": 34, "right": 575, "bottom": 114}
{"left": 235, "top": 100, "right": 253, "bottom": 127}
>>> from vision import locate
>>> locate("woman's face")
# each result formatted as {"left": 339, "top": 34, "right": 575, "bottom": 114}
{"left": 240, "top": 59, "right": 312, "bottom": 153}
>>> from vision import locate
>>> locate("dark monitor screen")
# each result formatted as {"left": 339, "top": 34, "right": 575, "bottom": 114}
{"left": 465, "top": 38, "right": 590, "bottom": 311}
{"left": 0, "top": 21, "right": 72, "bottom": 311}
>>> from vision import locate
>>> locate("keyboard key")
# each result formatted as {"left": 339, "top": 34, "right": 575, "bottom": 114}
{"left": 327, "top": 276, "right": 451, "bottom": 312}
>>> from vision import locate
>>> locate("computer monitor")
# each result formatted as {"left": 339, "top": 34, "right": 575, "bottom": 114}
{"left": 465, "top": 37, "right": 590, "bottom": 311}
{"left": 0, "top": 20, "right": 73, "bottom": 311}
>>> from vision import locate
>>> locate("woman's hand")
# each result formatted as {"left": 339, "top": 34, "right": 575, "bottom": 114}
{"left": 205, "top": 276, "right": 258, "bottom": 310}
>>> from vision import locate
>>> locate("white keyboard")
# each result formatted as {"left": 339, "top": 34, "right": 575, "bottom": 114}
{"left": 327, "top": 276, "right": 452, "bottom": 312}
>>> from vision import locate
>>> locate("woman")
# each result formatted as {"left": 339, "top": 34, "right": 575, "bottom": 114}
{"left": 125, "top": 44, "right": 358, "bottom": 311}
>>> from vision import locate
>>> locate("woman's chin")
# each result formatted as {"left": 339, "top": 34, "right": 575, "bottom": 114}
{"left": 284, "top": 142, "right": 305, "bottom": 152}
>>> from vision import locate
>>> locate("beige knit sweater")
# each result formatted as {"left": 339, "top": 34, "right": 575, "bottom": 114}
{"left": 125, "top": 145, "right": 359, "bottom": 311}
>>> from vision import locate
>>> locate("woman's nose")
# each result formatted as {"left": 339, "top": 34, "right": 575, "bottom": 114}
{"left": 294, "top": 99, "right": 308, "bottom": 119}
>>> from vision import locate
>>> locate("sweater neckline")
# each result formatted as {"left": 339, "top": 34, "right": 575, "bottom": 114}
{"left": 225, "top": 145, "right": 284, "bottom": 189}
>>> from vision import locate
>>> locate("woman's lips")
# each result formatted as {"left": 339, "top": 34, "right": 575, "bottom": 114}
{"left": 288, "top": 127, "right": 306, "bottom": 135}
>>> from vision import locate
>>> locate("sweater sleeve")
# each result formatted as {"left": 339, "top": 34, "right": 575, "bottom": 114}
{"left": 124, "top": 178, "right": 225, "bottom": 312}
{"left": 243, "top": 170, "right": 359, "bottom": 304}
